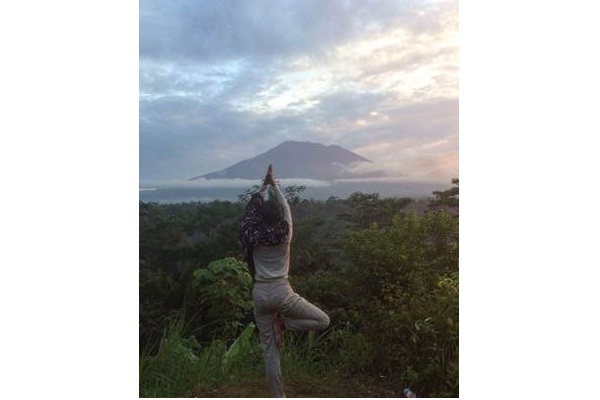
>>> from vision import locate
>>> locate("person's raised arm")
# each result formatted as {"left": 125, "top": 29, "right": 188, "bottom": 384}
{"left": 257, "top": 164, "right": 271, "bottom": 197}
{"left": 258, "top": 182, "right": 267, "bottom": 196}
{"left": 264, "top": 164, "right": 292, "bottom": 227}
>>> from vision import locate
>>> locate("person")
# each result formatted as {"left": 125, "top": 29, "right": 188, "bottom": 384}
{"left": 241, "top": 163, "right": 330, "bottom": 398}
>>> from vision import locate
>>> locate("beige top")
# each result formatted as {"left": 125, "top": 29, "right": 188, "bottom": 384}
{"left": 252, "top": 184, "right": 293, "bottom": 282}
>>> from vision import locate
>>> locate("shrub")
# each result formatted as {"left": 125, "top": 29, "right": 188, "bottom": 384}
{"left": 343, "top": 211, "right": 459, "bottom": 397}
{"left": 189, "top": 257, "right": 253, "bottom": 341}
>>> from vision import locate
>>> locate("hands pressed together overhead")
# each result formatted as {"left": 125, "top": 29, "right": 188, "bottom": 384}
{"left": 264, "top": 163, "right": 276, "bottom": 186}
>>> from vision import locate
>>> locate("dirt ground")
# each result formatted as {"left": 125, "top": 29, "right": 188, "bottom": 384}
{"left": 189, "top": 375, "right": 403, "bottom": 398}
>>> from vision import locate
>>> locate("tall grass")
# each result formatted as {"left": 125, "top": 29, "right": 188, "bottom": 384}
{"left": 139, "top": 314, "right": 263, "bottom": 397}
{"left": 139, "top": 314, "right": 376, "bottom": 397}
{"left": 279, "top": 326, "right": 374, "bottom": 380}
{"left": 139, "top": 314, "right": 209, "bottom": 397}
{"left": 140, "top": 310, "right": 457, "bottom": 397}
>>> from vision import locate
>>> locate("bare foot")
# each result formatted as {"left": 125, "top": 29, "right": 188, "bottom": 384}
{"left": 274, "top": 313, "right": 285, "bottom": 349}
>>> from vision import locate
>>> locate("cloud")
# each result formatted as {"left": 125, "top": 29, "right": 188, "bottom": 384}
{"left": 139, "top": 0, "right": 433, "bottom": 62}
{"left": 139, "top": 0, "right": 459, "bottom": 182}
{"left": 140, "top": 177, "right": 333, "bottom": 189}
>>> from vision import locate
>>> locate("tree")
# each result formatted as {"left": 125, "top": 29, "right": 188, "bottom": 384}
{"left": 429, "top": 178, "right": 459, "bottom": 213}
{"left": 282, "top": 184, "right": 306, "bottom": 205}
{"left": 348, "top": 191, "right": 412, "bottom": 228}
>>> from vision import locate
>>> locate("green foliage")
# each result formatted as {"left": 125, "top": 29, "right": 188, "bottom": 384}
{"left": 237, "top": 183, "right": 307, "bottom": 206}
{"left": 139, "top": 201, "right": 188, "bottom": 284}
{"left": 343, "top": 211, "right": 459, "bottom": 396}
{"left": 345, "top": 212, "right": 458, "bottom": 297}
{"left": 325, "top": 328, "right": 374, "bottom": 375}
{"left": 224, "top": 322, "right": 256, "bottom": 366}
{"left": 348, "top": 191, "right": 412, "bottom": 228}
{"left": 139, "top": 180, "right": 459, "bottom": 397}
{"left": 290, "top": 270, "right": 360, "bottom": 328}
{"left": 222, "top": 322, "right": 265, "bottom": 383}
{"left": 289, "top": 218, "right": 332, "bottom": 274}
{"left": 430, "top": 178, "right": 459, "bottom": 211}
{"left": 278, "top": 331, "right": 328, "bottom": 379}
{"left": 190, "top": 258, "right": 253, "bottom": 340}
{"left": 139, "top": 201, "right": 246, "bottom": 349}
{"left": 283, "top": 184, "right": 307, "bottom": 206}
{"left": 139, "top": 313, "right": 205, "bottom": 397}
{"left": 140, "top": 316, "right": 263, "bottom": 397}
{"left": 139, "top": 202, "right": 190, "bottom": 347}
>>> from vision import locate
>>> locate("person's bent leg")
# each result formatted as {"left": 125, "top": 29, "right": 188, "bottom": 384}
{"left": 280, "top": 293, "right": 330, "bottom": 332}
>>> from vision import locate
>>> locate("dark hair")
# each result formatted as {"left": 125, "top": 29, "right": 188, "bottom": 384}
{"left": 259, "top": 199, "right": 284, "bottom": 225}
{"left": 248, "top": 193, "right": 263, "bottom": 210}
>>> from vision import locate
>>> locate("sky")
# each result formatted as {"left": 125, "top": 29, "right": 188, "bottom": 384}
{"left": 139, "top": 0, "right": 459, "bottom": 184}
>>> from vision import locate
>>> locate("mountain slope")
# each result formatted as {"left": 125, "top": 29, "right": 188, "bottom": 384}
{"left": 189, "top": 141, "right": 384, "bottom": 180}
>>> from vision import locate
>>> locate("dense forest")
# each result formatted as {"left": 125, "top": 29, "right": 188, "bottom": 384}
{"left": 139, "top": 179, "right": 459, "bottom": 397}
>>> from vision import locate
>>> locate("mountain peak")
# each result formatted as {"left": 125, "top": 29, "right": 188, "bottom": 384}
{"left": 275, "top": 140, "right": 331, "bottom": 150}
{"left": 190, "top": 141, "right": 382, "bottom": 181}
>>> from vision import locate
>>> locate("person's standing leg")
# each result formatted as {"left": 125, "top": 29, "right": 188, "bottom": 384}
{"left": 253, "top": 284, "right": 286, "bottom": 397}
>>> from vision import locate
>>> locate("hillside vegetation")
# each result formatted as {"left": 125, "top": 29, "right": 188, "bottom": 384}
{"left": 139, "top": 180, "right": 459, "bottom": 397}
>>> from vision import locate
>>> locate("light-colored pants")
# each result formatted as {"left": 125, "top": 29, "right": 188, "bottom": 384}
{"left": 252, "top": 278, "right": 330, "bottom": 398}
